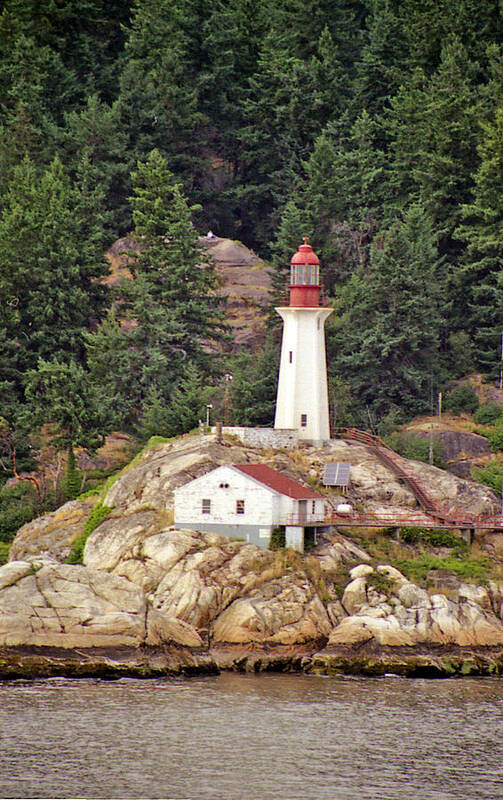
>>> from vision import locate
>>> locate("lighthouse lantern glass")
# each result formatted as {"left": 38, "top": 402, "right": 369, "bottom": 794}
{"left": 291, "top": 263, "right": 319, "bottom": 286}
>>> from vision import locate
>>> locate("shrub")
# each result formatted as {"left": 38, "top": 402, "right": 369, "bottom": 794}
{"left": 473, "top": 404, "right": 502, "bottom": 425}
{"left": 485, "top": 426, "right": 503, "bottom": 453}
{"left": 396, "top": 554, "right": 490, "bottom": 583}
{"left": 67, "top": 501, "right": 113, "bottom": 564}
{"left": 0, "top": 484, "right": 38, "bottom": 543}
{"left": 399, "top": 526, "right": 467, "bottom": 550}
{"left": 269, "top": 527, "right": 285, "bottom": 550}
{"left": 367, "top": 572, "right": 393, "bottom": 594}
{"left": 386, "top": 432, "right": 445, "bottom": 467}
{"left": 472, "top": 460, "right": 502, "bottom": 493}
{"left": 443, "top": 384, "right": 479, "bottom": 415}
{"left": 0, "top": 542, "right": 10, "bottom": 565}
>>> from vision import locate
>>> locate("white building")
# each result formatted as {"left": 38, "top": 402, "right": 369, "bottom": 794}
{"left": 174, "top": 463, "right": 327, "bottom": 551}
{"left": 274, "top": 238, "right": 333, "bottom": 445}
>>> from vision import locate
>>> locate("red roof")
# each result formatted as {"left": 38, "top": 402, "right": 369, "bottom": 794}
{"left": 290, "top": 237, "right": 320, "bottom": 266}
{"left": 232, "top": 464, "right": 323, "bottom": 500}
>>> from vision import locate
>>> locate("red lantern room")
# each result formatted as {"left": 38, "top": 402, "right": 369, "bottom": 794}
{"left": 289, "top": 237, "right": 320, "bottom": 307}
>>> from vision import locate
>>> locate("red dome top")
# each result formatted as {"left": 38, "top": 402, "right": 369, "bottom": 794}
{"left": 290, "top": 237, "right": 320, "bottom": 266}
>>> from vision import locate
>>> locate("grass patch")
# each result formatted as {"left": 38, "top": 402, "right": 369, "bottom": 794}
{"left": 367, "top": 572, "right": 394, "bottom": 594}
{"left": 395, "top": 553, "right": 491, "bottom": 584}
{"left": 399, "top": 527, "right": 468, "bottom": 551}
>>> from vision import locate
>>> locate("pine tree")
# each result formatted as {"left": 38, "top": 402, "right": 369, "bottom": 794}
{"left": 228, "top": 335, "right": 279, "bottom": 426}
{"left": 63, "top": 95, "right": 127, "bottom": 237}
{"left": 86, "top": 149, "right": 225, "bottom": 425}
{"left": 23, "top": 358, "right": 111, "bottom": 452}
{"left": 0, "top": 156, "right": 109, "bottom": 404}
{"left": 330, "top": 204, "right": 444, "bottom": 418}
{"left": 159, "top": 362, "right": 213, "bottom": 437}
{"left": 455, "top": 107, "right": 503, "bottom": 374}
{"left": 385, "top": 37, "right": 481, "bottom": 258}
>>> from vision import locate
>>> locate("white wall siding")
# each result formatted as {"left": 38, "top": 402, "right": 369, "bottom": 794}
{"left": 174, "top": 465, "right": 276, "bottom": 527}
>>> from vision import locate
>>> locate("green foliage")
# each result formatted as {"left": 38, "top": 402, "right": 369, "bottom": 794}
{"left": 23, "top": 358, "right": 112, "bottom": 452}
{"left": 396, "top": 553, "right": 491, "bottom": 584}
{"left": 329, "top": 204, "right": 444, "bottom": 420}
{"left": 443, "top": 384, "right": 479, "bottom": 415}
{"left": 67, "top": 500, "right": 113, "bottom": 564}
{"left": 87, "top": 150, "right": 225, "bottom": 428}
{"left": 399, "top": 527, "right": 467, "bottom": 551}
{"left": 386, "top": 432, "right": 445, "bottom": 468}
{"left": 473, "top": 403, "right": 502, "bottom": 425}
{"left": 269, "top": 527, "right": 285, "bottom": 550}
{"left": 0, "top": 483, "right": 38, "bottom": 543}
{"left": 474, "top": 424, "right": 503, "bottom": 453}
{"left": 471, "top": 460, "right": 502, "bottom": 493}
{"left": 228, "top": 335, "right": 279, "bottom": 427}
{"left": 0, "top": 542, "right": 10, "bottom": 565}
{"left": 0, "top": 156, "right": 109, "bottom": 398}
{"left": 366, "top": 572, "right": 394, "bottom": 595}
{"left": 64, "top": 447, "right": 81, "bottom": 500}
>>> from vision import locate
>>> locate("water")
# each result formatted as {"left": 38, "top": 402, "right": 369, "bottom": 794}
{"left": 1, "top": 673, "right": 502, "bottom": 799}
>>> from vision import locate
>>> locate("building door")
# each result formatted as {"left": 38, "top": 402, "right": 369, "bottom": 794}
{"left": 298, "top": 500, "right": 307, "bottom": 523}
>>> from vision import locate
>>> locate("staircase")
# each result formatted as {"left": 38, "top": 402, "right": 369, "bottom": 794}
{"left": 333, "top": 428, "right": 456, "bottom": 522}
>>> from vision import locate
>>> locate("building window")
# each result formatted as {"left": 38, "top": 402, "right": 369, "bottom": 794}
{"left": 289, "top": 351, "right": 293, "bottom": 363}
{"left": 202, "top": 498, "right": 211, "bottom": 514}
{"left": 312, "top": 501, "right": 316, "bottom": 514}
{"left": 236, "top": 499, "right": 245, "bottom": 515}
{"left": 301, "top": 414, "right": 307, "bottom": 427}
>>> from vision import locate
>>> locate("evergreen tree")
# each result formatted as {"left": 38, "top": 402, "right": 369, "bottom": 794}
{"left": 86, "top": 149, "right": 225, "bottom": 425}
{"left": 63, "top": 95, "right": 127, "bottom": 237}
{"left": 117, "top": 0, "right": 206, "bottom": 233}
{"left": 386, "top": 38, "right": 481, "bottom": 258}
{"left": 158, "top": 362, "right": 213, "bottom": 437}
{"left": 304, "top": 112, "right": 389, "bottom": 291}
{"left": 23, "top": 358, "right": 111, "bottom": 452}
{"left": 330, "top": 204, "right": 444, "bottom": 418}
{"left": 0, "top": 156, "right": 109, "bottom": 396}
{"left": 229, "top": 335, "right": 279, "bottom": 427}
{"left": 455, "top": 106, "right": 503, "bottom": 374}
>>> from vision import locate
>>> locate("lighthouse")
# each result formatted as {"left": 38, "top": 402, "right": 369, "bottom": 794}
{"left": 274, "top": 238, "right": 333, "bottom": 445}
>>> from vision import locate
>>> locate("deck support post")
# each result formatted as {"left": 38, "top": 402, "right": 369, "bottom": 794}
{"left": 460, "top": 528, "right": 474, "bottom": 546}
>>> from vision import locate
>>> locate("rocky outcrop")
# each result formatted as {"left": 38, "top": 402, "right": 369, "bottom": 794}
{"left": 0, "top": 558, "right": 202, "bottom": 649}
{"left": 326, "top": 564, "right": 503, "bottom": 648}
{"left": 5, "top": 432, "right": 503, "bottom": 678}
{"left": 9, "top": 498, "right": 95, "bottom": 563}
{"left": 11, "top": 433, "right": 499, "bottom": 564}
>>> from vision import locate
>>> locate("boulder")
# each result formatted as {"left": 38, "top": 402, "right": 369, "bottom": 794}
{"left": 211, "top": 576, "right": 332, "bottom": 645}
{"left": 0, "top": 560, "right": 202, "bottom": 649}
{"left": 9, "top": 498, "right": 95, "bottom": 563}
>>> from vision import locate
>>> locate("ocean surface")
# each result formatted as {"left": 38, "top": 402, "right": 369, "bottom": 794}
{"left": 0, "top": 672, "right": 502, "bottom": 799}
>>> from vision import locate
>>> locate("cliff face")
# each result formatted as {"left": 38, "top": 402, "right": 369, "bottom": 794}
{"left": 105, "top": 235, "right": 272, "bottom": 352}
{"left": 4, "top": 432, "right": 503, "bottom": 678}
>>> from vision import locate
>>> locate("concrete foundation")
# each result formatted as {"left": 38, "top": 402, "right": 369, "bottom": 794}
{"left": 285, "top": 526, "right": 304, "bottom": 553}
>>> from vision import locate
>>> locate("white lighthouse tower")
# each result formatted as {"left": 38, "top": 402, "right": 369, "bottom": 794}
{"left": 274, "top": 238, "right": 333, "bottom": 445}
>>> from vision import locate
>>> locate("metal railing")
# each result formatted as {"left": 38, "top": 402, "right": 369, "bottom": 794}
{"left": 330, "top": 427, "right": 503, "bottom": 530}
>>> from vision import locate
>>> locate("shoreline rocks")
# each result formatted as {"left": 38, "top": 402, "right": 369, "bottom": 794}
{"left": 1, "top": 642, "right": 503, "bottom": 680}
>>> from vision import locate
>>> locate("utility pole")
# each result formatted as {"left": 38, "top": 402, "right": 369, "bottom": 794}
{"left": 224, "top": 373, "right": 232, "bottom": 426}
{"left": 429, "top": 374, "right": 434, "bottom": 466}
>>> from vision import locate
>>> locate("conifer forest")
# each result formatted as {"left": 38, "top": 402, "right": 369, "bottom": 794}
{"left": 2, "top": 0, "right": 503, "bottom": 497}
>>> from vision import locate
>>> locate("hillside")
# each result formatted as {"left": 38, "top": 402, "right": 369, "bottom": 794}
{"left": 3, "top": 430, "right": 503, "bottom": 679}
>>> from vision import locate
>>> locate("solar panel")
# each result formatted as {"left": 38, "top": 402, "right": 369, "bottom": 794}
{"left": 323, "top": 462, "right": 351, "bottom": 486}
